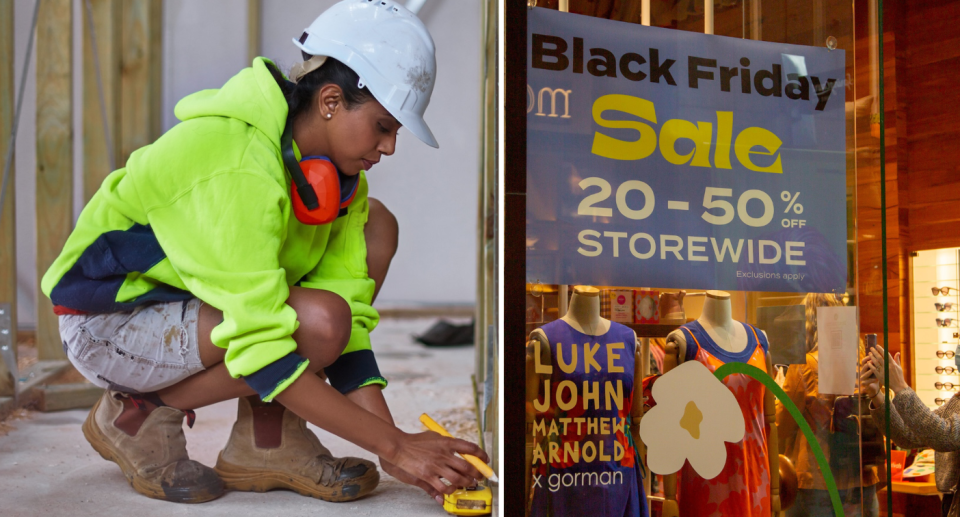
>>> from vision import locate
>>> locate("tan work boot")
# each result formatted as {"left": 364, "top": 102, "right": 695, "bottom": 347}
{"left": 82, "top": 390, "right": 224, "bottom": 503}
{"left": 214, "top": 396, "right": 380, "bottom": 501}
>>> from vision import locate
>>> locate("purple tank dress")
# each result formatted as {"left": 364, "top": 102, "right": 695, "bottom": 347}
{"left": 530, "top": 319, "right": 648, "bottom": 517}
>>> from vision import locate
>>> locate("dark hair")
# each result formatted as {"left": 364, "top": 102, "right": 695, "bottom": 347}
{"left": 268, "top": 55, "right": 374, "bottom": 122}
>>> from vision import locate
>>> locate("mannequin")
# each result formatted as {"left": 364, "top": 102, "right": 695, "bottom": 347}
{"left": 525, "top": 286, "right": 647, "bottom": 517}
{"left": 654, "top": 290, "right": 781, "bottom": 517}
{"left": 667, "top": 290, "right": 748, "bottom": 359}
{"left": 558, "top": 286, "right": 611, "bottom": 336}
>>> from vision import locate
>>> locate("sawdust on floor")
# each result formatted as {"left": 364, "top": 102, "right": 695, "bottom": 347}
{"left": 0, "top": 408, "right": 34, "bottom": 437}
{"left": 16, "top": 341, "right": 37, "bottom": 373}
{"left": 426, "top": 405, "right": 481, "bottom": 444}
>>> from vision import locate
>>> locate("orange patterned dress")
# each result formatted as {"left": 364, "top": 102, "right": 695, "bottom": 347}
{"left": 678, "top": 321, "right": 771, "bottom": 516}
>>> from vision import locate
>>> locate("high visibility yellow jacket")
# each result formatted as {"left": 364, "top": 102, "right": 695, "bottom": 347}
{"left": 41, "top": 58, "right": 384, "bottom": 400}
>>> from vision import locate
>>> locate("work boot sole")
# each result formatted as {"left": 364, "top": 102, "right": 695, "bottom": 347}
{"left": 214, "top": 452, "right": 380, "bottom": 502}
{"left": 82, "top": 396, "right": 224, "bottom": 504}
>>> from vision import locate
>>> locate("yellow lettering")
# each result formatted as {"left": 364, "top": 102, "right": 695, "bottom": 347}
{"left": 584, "top": 343, "right": 601, "bottom": 373}
{"left": 563, "top": 441, "right": 580, "bottom": 464}
{"left": 533, "top": 418, "right": 546, "bottom": 437}
{"left": 533, "top": 340, "right": 552, "bottom": 374}
{"left": 615, "top": 440, "right": 625, "bottom": 461}
{"left": 735, "top": 126, "right": 783, "bottom": 173}
{"left": 599, "top": 440, "right": 612, "bottom": 461}
{"left": 573, "top": 417, "right": 586, "bottom": 434}
{"left": 557, "top": 343, "right": 577, "bottom": 374}
{"left": 587, "top": 418, "right": 599, "bottom": 435}
{"left": 533, "top": 379, "right": 550, "bottom": 412}
{"left": 557, "top": 380, "right": 578, "bottom": 411}
{"left": 533, "top": 443, "right": 546, "bottom": 465}
{"left": 714, "top": 111, "right": 733, "bottom": 169}
{"left": 607, "top": 342, "right": 625, "bottom": 373}
{"left": 583, "top": 381, "right": 600, "bottom": 410}
{"left": 582, "top": 441, "right": 597, "bottom": 463}
{"left": 612, "top": 417, "right": 626, "bottom": 435}
{"left": 590, "top": 95, "right": 784, "bottom": 173}
{"left": 591, "top": 94, "right": 657, "bottom": 161}
{"left": 600, "top": 417, "right": 610, "bottom": 435}
{"left": 659, "top": 119, "right": 712, "bottom": 167}
{"left": 549, "top": 441, "right": 561, "bottom": 464}
{"left": 605, "top": 380, "right": 624, "bottom": 411}
{"left": 548, "top": 419, "right": 559, "bottom": 436}
{"left": 559, "top": 417, "right": 572, "bottom": 435}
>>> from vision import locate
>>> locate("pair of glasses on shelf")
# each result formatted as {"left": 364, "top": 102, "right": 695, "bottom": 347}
{"left": 938, "top": 350, "right": 956, "bottom": 359}
{"left": 933, "top": 287, "right": 959, "bottom": 296}
{"left": 936, "top": 303, "right": 955, "bottom": 312}
{"left": 936, "top": 382, "right": 960, "bottom": 391}
{"left": 937, "top": 398, "right": 951, "bottom": 406}
{"left": 936, "top": 366, "right": 959, "bottom": 374}
{"left": 938, "top": 318, "right": 957, "bottom": 327}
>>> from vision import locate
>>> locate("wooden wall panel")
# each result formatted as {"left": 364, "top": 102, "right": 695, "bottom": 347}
{"left": 247, "top": 0, "right": 261, "bottom": 64}
{"left": 83, "top": 0, "right": 121, "bottom": 203}
{"left": 853, "top": 0, "right": 907, "bottom": 372}
{"left": 902, "top": 1, "right": 960, "bottom": 252}
{"left": 120, "top": 0, "right": 162, "bottom": 165}
{"left": 0, "top": 0, "right": 16, "bottom": 394}
{"left": 36, "top": 0, "right": 73, "bottom": 360}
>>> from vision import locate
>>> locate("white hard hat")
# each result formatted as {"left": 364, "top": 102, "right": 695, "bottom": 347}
{"left": 293, "top": 0, "right": 438, "bottom": 148}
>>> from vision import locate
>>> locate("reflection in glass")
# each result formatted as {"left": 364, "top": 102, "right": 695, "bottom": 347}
{"left": 777, "top": 294, "right": 880, "bottom": 517}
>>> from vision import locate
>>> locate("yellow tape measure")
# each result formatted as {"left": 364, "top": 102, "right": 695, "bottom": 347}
{"left": 443, "top": 484, "right": 493, "bottom": 516}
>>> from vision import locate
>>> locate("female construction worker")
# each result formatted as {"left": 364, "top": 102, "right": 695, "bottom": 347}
{"left": 40, "top": 0, "right": 485, "bottom": 506}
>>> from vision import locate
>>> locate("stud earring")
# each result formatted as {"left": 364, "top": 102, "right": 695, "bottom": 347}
{"left": 326, "top": 114, "right": 332, "bottom": 119}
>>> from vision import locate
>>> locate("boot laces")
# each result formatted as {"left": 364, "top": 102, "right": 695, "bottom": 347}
{"left": 314, "top": 454, "right": 347, "bottom": 485}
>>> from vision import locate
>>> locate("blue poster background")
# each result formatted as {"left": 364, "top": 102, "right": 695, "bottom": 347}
{"left": 526, "top": 8, "right": 847, "bottom": 293}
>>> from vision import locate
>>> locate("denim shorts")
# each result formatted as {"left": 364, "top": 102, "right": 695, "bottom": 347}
{"left": 58, "top": 299, "right": 206, "bottom": 394}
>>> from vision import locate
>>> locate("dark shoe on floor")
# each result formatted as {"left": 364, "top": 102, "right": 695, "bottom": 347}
{"left": 415, "top": 319, "right": 474, "bottom": 346}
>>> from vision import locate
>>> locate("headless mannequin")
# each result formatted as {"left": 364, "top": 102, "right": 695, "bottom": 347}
{"left": 524, "top": 286, "right": 644, "bottom": 515}
{"left": 666, "top": 290, "right": 750, "bottom": 361}
{"left": 558, "top": 286, "right": 611, "bottom": 336}
{"left": 655, "top": 290, "right": 781, "bottom": 517}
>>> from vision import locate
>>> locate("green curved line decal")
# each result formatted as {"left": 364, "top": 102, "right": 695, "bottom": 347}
{"left": 713, "top": 362, "right": 843, "bottom": 517}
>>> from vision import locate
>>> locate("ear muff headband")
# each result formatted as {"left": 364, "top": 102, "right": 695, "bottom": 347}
{"left": 281, "top": 117, "right": 320, "bottom": 211}
{"left": 271, "top": 60, "right": 360, "bottom": 225}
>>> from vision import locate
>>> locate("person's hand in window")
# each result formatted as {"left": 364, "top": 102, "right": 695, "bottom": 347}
{"left": 865, "top": 347, "right": 909, "bottom": 395}
{"left": 860, "top": 361, "right": 880, "bottom": 398}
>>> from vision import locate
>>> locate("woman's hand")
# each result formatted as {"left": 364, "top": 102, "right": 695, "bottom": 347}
{"left": 380, "top": 458, "right": 444, "bottom": 505}
{"left": 860, "top": 358, "right": 881, "bottom": 400}
{"left": 385, "top": 431, "right": 488, "bottom": 498}
{"left": 866, "top": 346, "right": 909, "bottom": 395}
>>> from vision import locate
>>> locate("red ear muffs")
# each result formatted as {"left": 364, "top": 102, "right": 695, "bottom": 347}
{"left": 273, "top": 65, "right": 358, "bottom": 226}
{"left": 292, "top": 157, "right": 343, "bottom": 225}
{"left": 279, "top": 119, "right": 359, "bottom": 226}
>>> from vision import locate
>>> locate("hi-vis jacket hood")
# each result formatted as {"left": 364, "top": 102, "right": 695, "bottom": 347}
{"left": 174, "top": 57, "right": 287, "bottom": 145}
{"left": 42, "top": 58, "right": 383, "bottom": 400}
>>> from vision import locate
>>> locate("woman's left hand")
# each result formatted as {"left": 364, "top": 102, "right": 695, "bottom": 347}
{"left": 866, "top": 346, "right": 909, "bottom": 395}
{"left": 380, "top": 458, "right": 444, "bottom": 504}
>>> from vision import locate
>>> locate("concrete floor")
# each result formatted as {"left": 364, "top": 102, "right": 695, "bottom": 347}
{"left": 0, "top": 318, "right": 494, "bottom": 517}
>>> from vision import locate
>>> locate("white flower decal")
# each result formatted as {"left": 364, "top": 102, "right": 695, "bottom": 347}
{"left": 639, "top": 360, "right": 746, "bottom": 479}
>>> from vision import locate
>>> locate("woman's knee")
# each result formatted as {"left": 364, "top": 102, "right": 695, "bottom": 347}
{"left": 366, "top": 197, "right": 399, "bottom": 259}
{"left": 287, "top": 288, "right": 352, "bottom": 367}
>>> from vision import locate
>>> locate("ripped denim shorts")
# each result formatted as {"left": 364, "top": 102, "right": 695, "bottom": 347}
{"left": 58, "top": 298, "right": 206, "bottom": 394}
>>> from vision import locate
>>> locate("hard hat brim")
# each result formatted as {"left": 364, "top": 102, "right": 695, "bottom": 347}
{"left": 396, "top": 111, "right": 438, "bottom": 149}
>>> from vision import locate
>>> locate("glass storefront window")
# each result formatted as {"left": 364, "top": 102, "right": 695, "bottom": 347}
{"left": 522, "top": 2, "right": 888, "bottom": 516}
